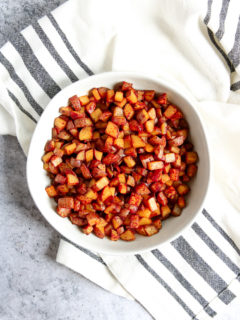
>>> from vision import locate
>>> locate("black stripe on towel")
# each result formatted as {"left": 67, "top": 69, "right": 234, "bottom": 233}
{"left": 7, "top": 90, "right": 37, "bottom": 123}
{"left": 136, "top": 254, "right": 198, "bottom": 319}
{"left": 61, "top": 237, "right": 106, "bottom": 266}
{"left": 216, "top": 0, "right": 230, "bottom": 40}
{"left": 10, "top": 33, "right": 61, "bottom": 98}
{"left": 228, "top": 16, "right": 240, "bottom": 68}
{"left": 33, "top": 22, "right": 79, "bottom": 82}
{"left": 47, "top": 13, "right": 94, "bottom": 76}
{"left": 192, "top": 223, "right": 240, "bottom": 277}
{"left": 171, "top": 236, "right": 236, "bottom": 305}
{"left": 230, "top": 81, "right": 240, "bottom": 91}
{"left": 152, "top": 249, "right": 216, "bottom": 317}
{"left": 204, "top": 0, "right": 213, "bottom": 25}
{"left": 202, "top": 209, "right": 240, "bottom": 256}
{"left": 0, "top": 52, "right": 43, "bottom": 116}
{"left": 207, "top": 28, "right": 235, "bottom": 72}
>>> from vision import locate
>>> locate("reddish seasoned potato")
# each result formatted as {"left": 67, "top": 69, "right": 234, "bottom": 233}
{"left": 43, "top": 82, "right": 198, "bottom": 241}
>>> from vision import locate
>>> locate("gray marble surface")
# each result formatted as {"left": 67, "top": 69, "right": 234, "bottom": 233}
{"left": 0, "top": 1, "right": 239, "bottom": 320}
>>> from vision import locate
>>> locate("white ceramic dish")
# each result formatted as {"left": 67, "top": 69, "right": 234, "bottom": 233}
{"left": 27, "top": 72, "right": 210, "bottom": 255}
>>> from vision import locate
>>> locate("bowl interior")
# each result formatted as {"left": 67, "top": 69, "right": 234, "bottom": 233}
{"left": 27, "top": 72, "right": 210, "bottom": 255}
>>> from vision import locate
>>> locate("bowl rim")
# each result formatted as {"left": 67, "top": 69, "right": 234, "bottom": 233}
{"left": 26, "top": 71, "right": 211, "bottom": 255}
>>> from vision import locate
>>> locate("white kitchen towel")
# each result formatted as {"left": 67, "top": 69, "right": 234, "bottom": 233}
{"left": 0, "top": 0, "right": 240, "bottom": 319}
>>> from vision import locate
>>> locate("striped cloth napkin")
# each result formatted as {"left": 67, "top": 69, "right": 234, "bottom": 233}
{"left": 1, "top": 0, "right": 240, "bottom": 319}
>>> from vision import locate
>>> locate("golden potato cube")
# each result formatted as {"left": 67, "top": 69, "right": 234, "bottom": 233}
{"left": 131, "top": 135, "right": 146, "bottom": 148}
{"left": 86, "top": 149, "right": 94, "bottom": 162}
{"left": 105, "top": 121, "right": 119, "bottom": 138}
{"left": 79, "top": 126, "right": 93, "bottom": 141}
{"left": 123, "top": 156, "right": 136, "bottom": 168}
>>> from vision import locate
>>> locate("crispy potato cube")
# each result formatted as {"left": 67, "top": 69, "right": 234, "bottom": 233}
{"left": 153, "top": 218, "right": 162, "bottom": 230}
{"left": 66, "top": 173, "right": 79, "bottom": 186}
{"left": 79, "top": 126, "right": 93, "bottom": 141}
{"left": 118, "top": 173, "right": 126, "bottom": 184}
{"left": 186, "top": 152, "right": 198, "bottom": 164}
{"left": 85, "top": 189, "right": 98, "bottom": 200}
{"left": 79, "top": 95, "right": 89, "bottom": 106}
{"left": 94, "top": 177, "right": 109, "bottom": 191}
{"left": 139, "top": 217, "right": 152, "bottom": 226}
{"left": 126, "top": 90, "right": 138, "bottom": 104}
{"left": 165, "top": 153, "right": 176, "bottom": 163}
{"left": 164, "top": 105, "right": 177, "bottom": 119}
{"left": 101, "top": 186, "right": 115, "bottom": 202}
{"left": 148, "top": 107, "right": 156, "bottom": 120}
{"left": 54, "top": 117, "right": 67, "bottom": 131}
{"left": 157, "top": 191, "right": 168, "bottom": 206}
{"left": 115, "top": 91, "right": 123, "bottom": 102}
{"left": 57, "top": 184, "right": 69, "bottom": 195}
{"left": 90, "top": 108, "right": 102, "bottom": 122}
{"left": 124, "top": 136, "right": 132, "bottom": 149}
{"left": 76, "top": 150, "right": 85, "bottom": 161}
{"left": 91, "top": 88, "right": 101, "bottom": 101}
{"left": 144, "top": 90, "right": 155, "bottom": 101}
{"left": 42, "top": 151, "right": 54, "bottom": 163}
{"left": 113, "top": 138, "right": 124, "bottom": 149}
{"left": 138, "top": 208, "right": 151, "bottom": 219}
{"left": 112, "top": 216, "right": 123, "bottom": 229}
{"left": 177, "top": 184, "right": 190, "bottom": 195}
{"left": 105, "top": 121, "right": 119, "bottom": 138}
{"left": 129, "top": 215, "right": 140, "bottom": 228}
{"left": 122, "top": 81, "right": 132, "bottom": 91}
{"left": 74, "top": 118, "right": 93, "bottom": 128}
{"left": 140, "top": 154, "right": 154, "bottom": 168}
{"left": 123, "top": 156, "right": 136, "bottom": 168}
{"left": 178, "top": 196, "right": 186, "bottom": 208}
{"left": 127, "top": 175, "right": 135, "bottom": 187}
{"left": 172, "top": 204, "right": 182, "bottom": 217}
{"left": 161, "top": 205, "right": 171, "bottom": 219}
{"left": 85, "top": 149, "right": 94, "bottom": 162}
{"left": 145, "top": 143, "right": 154, "bottom": 153}
{"left": 118, "top": 183, "right": 127, "bottom": 194}
{"left": 147, "top": 161, "right": 164, "bottom": 170}
{"left": 58, "top": 197, "right": 74, "bottom": 209}
{"left": 187, "top": 164, "right": 197, "bottom": 177}
{"left": 57, "top": 207, "right": 71, "bottom": 217}
{"left": 93, "top": 225, "right": 105, "bottom": 238}
{"left": 120, "top": 229, "right": 135, "bottom": 241}
{"left": 102, "top": 153, "right": 120, "bottom": 165}
{"left": 50, "top": 155, "right": 62, "bottom": 167}
{"left": 135, "top": 183, "right": 150, "bottom": 195}
{"left": 94, "top": 149, "right": 103, "bottom": 161}
{"left": 64, "top": 143, "right": 76, "bottom": 155}
{"left": 136, "top": 109, "right": 149, "bottom": 124}
{"left": 131, "top": 135, "right": 146, "bottom": 148}
{"left": 169, "top": 168, "right": 180, "bottom": 181}
{"left": 115, "top": 97, "right": 127, "bottom": 108}
{"left": 136, "top": 226, "right": 147, "bottom": 236}
{"left": 45, "top": 185, "right": 57, "bottom": 197}
{"left": 113, "top": 107, "right": 123, "bottom": 117}
{"left": 110, "top": 229, "right": 120, "bottom": 241}
{"left": 86, "top": 101, "right": 96, "bottom": 114}
{"left": 69, "top": 95, "right": 81, "bottom": 110}
{"left": 144, "top": 225, "right": 158, "bottom": 236}
{"left": 129, "top": 193, "right": 142, "bottom": 207}
{"left": 147, "top": 197, "right": 158, "bottom": 212}
{"left": 86, "top": 212, "right": 100, "bottom": 226}
{"left": 145, "top": 120, "right": 155, "bottom": 133}
{"left": 59, "top": 106, "right": 73, "bottom": 116}
{"left": 124, "top": 103, "right": 134, "bottom": 120}
{"left": 99, "top": 111, "right": 112, "bottom": 122}
{"left": 69, "top": 215, "right": 86, "bottom": 226}
{"left": 80, "top": 163, "right": 92, "bottom": 179}
{"left": 112, "top": 116, "right": 126, "bottom": 126}
{"left": 165, "top": 186, "right": 177, "bottom": 200}
{"left": 45, "top": 140, "right": 55, "bottom": 152}
{"left": 82, "top": 224, "right": 93, "bottom": 235}
{"left": 98, "top": 87, "right": 108, "bottom": 98}
{"left": 106, "top": 89, "right": 115, "bottom": 102}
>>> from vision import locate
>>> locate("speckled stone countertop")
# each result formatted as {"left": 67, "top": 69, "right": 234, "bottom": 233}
{"left": 0, "top": 1, "right": 239, "bottom": 320}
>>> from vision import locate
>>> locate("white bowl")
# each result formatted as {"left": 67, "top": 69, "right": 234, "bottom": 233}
{"left": 27, "top": 72, "right": 210, "bottom": 255}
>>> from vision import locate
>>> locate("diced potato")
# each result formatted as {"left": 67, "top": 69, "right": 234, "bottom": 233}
{"left": 58, "top": 197, "right": 74, "bottom": 209}
{"left": 186, "top": 152, "right": 198, "bottom": 164}
{"left": 94, "top": 149, "right": 103, "bottom": 161}
{"left": 123, "top": 156, "right": 136, "bottom": 168}
{"left": 67, "top": 173, "right": 79, "bottom": 186}
{"left": 79, "top": 127, "right": 93, "bottom": 141}
{"left": 94, "top": 177, "right": 109, "bottom": 191}
{"left": 86, "top": 149, "right": 94, "bottom": 162}
{"left": 148, "top": 107, "right": 156, "bottom": 120}
{"left": 114, "top": 138, "right": 124, "bottom": 149}
{"left": 79, "top": 95, "right": 90, "bottom": 106}
{"left": 136, "top": 109, "right": 149, "bottom": 124}
{"left": 86, "top": 101, "right": 96, "bottom": 114}
{"left": 126, "top": 90, "right": 137, "bottom": 104}
{"left": 64, "top": 143, "right": 76, "bottom": 155}
{"left": 161, "top": 205, "right": 171, "bottom": 219}
{"left": 139, "top": 218, "right": 152, "bottom": 226}
{"left": 120, "top": 229, "right": 135, "bottom": 241}
{"left": 112, "top": 216, "right": 123, "bottom": 229}
{"left": 45, "top": 185, "right": 57, "bottom": 197}
{"left": 144, "top": 225, "right": 158, "bottom": 236}
{"left": 82, "top": 224, "right": 93, "bottom": 235}
{"left": 42, "top": 151, "right": 54, "bottom": 163}
{"left": 90, "top": 108, "right": 102, "bottom": 122}
{"left": 164, "top": 105, "right": 177, "bottom": 119}
{"left": 115, "top": 91, "right": 123, "bottom": 102}
{"left": 91, "top": 88, "right": 101, "bottom": 101}
{"left": 54, "top": 117, "right": 67, "bottom": 131}
{"left": 146, "top": 197, "right": 158, "bottom": 212}
{"left": 118, "top": 183, "right": 127, "bottom": 194}
{"left": 124, "top": 103, "right": 134, "bottom": 120}
{"left": 177, "top": 184, "right": 190, "bottom": 195}
{"left": 127, "top": 175, "right": 135, "bottom": 187}
{"left": 145, "top": 120, "right": 155, "bottom": 133}
{"left": 147, "top": 161, "right": 164, "bottom": 170}
{"left": 131, "top": 135, "right": 146, "bottom": 148}
{"left": 105, "top": 121, "right": 119, "bottom": 138}
{"left": 165, "top": 153, "right": 176, "bottom": 163}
